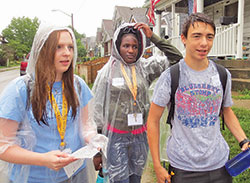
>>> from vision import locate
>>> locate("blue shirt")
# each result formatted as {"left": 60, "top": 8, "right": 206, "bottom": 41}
{"left": 0, "top": 75, "right": 92, "bottom": 182}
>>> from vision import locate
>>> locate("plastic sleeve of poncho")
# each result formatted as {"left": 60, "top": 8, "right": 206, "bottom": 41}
{"left": 91, "top": 65, "right": 110, "bottom": 134}
{"left": 0, "top": 78, "right": 35, "bottom": 182}
{"left": 140, "top": 55, "right": 169, "bottom": 85}
{"left": 150, "top": 33, "right": 183, "bottom": 65}
{"left": 75, "top": 75, "right": 108, "bottom": 155}
{"left": 80, "top": 99, "right": 108, "bottom": 158}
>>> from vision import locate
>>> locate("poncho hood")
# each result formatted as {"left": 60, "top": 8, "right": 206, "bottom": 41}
{"left": 26, "top": 25, "right": 77, "bottom": 76}
{"left": 112, "top": 23, "right": 146, "bottom": 65}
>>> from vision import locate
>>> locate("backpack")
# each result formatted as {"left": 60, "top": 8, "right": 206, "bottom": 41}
{"left": 166, "top": 62, "right": 228, "bottom": 130}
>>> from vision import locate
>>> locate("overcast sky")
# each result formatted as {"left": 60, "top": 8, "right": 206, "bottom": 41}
{"left": 1, "top": 0, "right": 146, "bottom": 37}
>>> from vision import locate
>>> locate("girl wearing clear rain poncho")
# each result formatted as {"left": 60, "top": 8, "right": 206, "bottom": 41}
{"left": 0, "top": 25, "right": 107, "bottom": 183}
{"left": 92, "top": 23, "right": 183, "bottom": 183}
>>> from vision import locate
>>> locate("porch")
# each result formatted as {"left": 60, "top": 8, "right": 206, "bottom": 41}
{"left": 146, "top": 0, "right": 247, "bottom": 59}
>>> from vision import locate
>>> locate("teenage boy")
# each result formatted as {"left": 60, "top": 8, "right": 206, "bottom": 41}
{"left": 147, "top": 13, "right": 249, "bottom": 183}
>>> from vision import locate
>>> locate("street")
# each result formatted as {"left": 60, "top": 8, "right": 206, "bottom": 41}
{"left": 0, "top": 68, "right": 19, "bottom": 183}
{"left": 0, "top": 69, "right": 19, "bottom": 95}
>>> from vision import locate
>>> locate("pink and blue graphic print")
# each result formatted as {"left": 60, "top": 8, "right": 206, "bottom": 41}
{"left": 176, "top": 83, "right": 222, "bottom": 128}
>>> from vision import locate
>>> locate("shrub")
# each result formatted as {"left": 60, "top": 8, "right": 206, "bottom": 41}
{"left": 0, "top": 47, "right": 7, "bottom": 66}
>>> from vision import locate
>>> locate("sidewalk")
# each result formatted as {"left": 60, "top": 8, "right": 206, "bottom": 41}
{"left": 0, "top": 66, "right": 19, "bottom": 72}
{"left": 0, "top": 66, "right": 19, "bottom": 183}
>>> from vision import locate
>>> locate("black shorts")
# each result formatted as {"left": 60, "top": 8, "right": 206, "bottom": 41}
{"left": 169, "top": 164, "right": 232, "bottom": 183}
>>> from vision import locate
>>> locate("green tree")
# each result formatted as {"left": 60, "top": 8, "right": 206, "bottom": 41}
{"left": 0, "top": 45, "right": 7, "bottom": 66}
{"left": 2, "top": 17, "right": 40, "bottom": 60}
{"left": 76, "top": 39, "right": 86, "bottom": 59}
{"left": 0, "top": 44, "right": 14, "bottom": 66}
{"left": 68, "top": 26, "right": 87, "bottom": 60}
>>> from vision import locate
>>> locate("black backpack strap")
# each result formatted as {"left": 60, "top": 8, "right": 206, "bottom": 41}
{"left": 166, "top": 63, "right": 180, "bottom": 128}
{"left": 215, "top": 63, "right": 228, "bottom": 130}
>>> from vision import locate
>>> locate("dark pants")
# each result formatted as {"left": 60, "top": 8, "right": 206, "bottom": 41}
{"left": 169, "top": 164, "right": 232, "bottom": 183}
{"left": 113, "top": 174, "right": 141, "bottom": 183}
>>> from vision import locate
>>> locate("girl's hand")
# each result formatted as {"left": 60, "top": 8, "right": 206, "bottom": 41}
{"left": 42, "top": 150, "right": 77, "bottom": 171}
{"left": 134, "top": 23, "right": 153, "bottom": 38}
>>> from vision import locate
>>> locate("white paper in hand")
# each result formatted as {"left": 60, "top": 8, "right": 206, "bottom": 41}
{"left": 63, "top": 146, "right": 99, "bottom": 178}
{"left": 70, "top": 145, "right": 99, "bottom": 159}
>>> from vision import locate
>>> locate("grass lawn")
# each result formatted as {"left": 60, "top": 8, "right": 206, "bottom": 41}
{"left": 232, "top": 89, "right": 250, "bottom": 100}
{"left": 222, "top": 107, "right": 250, "bottom": 183}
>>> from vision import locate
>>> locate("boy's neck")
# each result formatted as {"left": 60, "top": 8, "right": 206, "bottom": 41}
{"left": 184, "top": 55, "right": 209, "bottom": 71}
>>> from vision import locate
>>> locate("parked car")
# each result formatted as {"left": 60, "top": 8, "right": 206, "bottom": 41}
{"left": 20, "top": 53, "right": 29, "bottom": 76}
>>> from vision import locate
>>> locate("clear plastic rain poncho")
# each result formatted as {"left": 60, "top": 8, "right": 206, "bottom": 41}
{"left": 92, "top": 23, "right": 173, "bottom": 182}
{"left": 0, "top": 24, "right": 107, "bottom": 183}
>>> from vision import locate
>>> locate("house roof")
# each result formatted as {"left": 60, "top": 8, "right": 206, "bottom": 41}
{"left": 100, "top": 6, "right": 148, "bottom": 43}
{"left": 96, "top": 27, "right": 102, "bottom": 44}
{"left": 88, "top": 36, "right": 96, "bottom": 50}
{"left": 102, "top": 19, "right": 114, "bottom": 42}
{"left": 114, "top": 6, "right": 148, "bottom": 23}
{"left": 82, "top": 36, "right": 96, "bottom": 50}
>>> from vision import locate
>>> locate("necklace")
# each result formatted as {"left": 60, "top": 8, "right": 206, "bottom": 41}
{"left": 47, "top": 82, "right": 68, "bottom": 151}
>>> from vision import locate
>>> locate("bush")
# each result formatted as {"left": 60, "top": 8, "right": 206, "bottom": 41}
{"left": 0, "top": 48, "right": 7, "bottom": 66}
{"left": 232, "top": 89, "right": 250, "bottom": 100}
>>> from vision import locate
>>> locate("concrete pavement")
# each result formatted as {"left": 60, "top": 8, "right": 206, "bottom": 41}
{"left": 0, "top": 66, "right": 19, "bottom": 73}
{"left": 0, "top": 66, "right": 17, "bottom": 182}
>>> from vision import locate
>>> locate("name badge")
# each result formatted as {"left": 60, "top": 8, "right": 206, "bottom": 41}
{"left": 112, "top": 78, "right": 124, "bottom": 87}
{"left": 128, "top": 113, "right": 143, "bottom": 126}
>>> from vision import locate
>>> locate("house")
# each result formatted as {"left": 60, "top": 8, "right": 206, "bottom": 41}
{"left": 100, "top": 6, "right": 151, "bottom": 56}
{"left": 82, "top": 36, "right": 96, "bottom": 57}
{"left": 95, "top": 28, "right": 103, "bottom": 57}
{"left": 144, "top": 0, "right": 249, "bottom": 59}
{"left": 100, "top": 19, "right": 114, "bottom": 56}
{"left": 113, "top": 6, "right": 148, "bottom": 30}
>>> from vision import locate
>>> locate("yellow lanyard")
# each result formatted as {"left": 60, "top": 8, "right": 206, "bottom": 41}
{"left": 120, "top": 64, "right": 137, "bottom": 106}
{"left": 47, "top": 82, "right": 68, "bottom": 150}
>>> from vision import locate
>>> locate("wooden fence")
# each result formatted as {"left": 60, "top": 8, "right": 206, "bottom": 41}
{"left": 76, "top": 56, "right": 109, "bottom": 84}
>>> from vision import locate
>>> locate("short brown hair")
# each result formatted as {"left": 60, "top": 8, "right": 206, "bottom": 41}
{"left": 182, "top": 13, "right": 216, "bottom": 38}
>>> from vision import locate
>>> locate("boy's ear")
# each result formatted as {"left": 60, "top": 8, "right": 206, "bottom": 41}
{"left": 181, "top": 34, "right": 186, "bottom": 47}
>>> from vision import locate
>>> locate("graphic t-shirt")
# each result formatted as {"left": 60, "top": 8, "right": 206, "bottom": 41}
{"left": 153, "top": 59, "right": 233, "bottom": 171}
